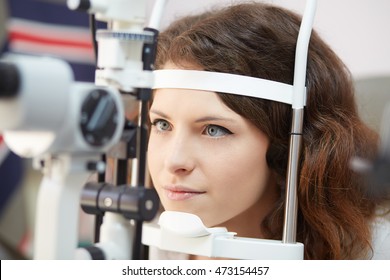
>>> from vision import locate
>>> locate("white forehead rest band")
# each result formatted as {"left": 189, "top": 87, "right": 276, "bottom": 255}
{"left": 153, "top": 69, "right": 306, "bottom": 106}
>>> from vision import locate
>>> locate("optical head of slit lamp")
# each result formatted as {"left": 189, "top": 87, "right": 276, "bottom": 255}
{"left": 0, "top": 54, "right": 125, "bottom": 158}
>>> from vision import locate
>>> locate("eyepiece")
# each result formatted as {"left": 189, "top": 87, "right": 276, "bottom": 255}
{"left": 0, "top": 62, "right": 20, "bottom": 98}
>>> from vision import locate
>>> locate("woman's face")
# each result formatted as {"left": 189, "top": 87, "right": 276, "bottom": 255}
{"left": 148, "top": 86, "right": 275, "bottom": 230}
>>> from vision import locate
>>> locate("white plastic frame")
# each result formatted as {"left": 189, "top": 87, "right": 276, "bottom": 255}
{"left": 153, "top": 69, "right": 305, "bottom": 105}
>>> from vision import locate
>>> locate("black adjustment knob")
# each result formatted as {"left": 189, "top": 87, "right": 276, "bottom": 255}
{"left": 0, "top": 62, "right": 20, "bottom": 98}
{"left": 80, "top": 89, "right": 119, "bottom": 147}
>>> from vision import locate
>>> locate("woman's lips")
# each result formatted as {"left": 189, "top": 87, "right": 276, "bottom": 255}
{"left": 163, "top": 186, "right": 206, "bottom": 201}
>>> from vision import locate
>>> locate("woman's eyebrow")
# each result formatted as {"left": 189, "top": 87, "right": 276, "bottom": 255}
{"left": 195, "top": 116, "right": 236, "bottom": 123}
{"left": 149, "top": 109, "right": 170, "bottom": 119}
{"left": 150, "top": 109, "right": 237, "bottom": 123}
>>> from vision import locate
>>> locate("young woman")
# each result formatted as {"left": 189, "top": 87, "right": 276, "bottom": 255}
{"left": 147, "top": 2, "right": 390, "bottom": 259}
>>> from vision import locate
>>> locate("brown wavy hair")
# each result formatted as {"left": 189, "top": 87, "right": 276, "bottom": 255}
{"left": 155, "top": 2, "right": 382, "bottom": 259}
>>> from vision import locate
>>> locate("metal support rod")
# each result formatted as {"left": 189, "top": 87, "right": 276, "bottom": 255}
{"left": 131, "top": 24, "right": 159, "bottom": 260}
{"left": 136, "top": 97, "right": 150, "bottom": 187}
{"left": 132, "top": 90, "right": 151, "bottom": 260}
{"left": 282, "top": 0, "right": 317, "bottom": 244}
{"left": 116, "top": 159, "right": 128, "bottom": 185}
{"left": 282, "top": 108, "right": 304, "bottom": 243}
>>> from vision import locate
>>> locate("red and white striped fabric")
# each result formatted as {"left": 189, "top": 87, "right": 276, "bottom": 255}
{"left": 7, "top": 18, "right": 94, "bottom": 64}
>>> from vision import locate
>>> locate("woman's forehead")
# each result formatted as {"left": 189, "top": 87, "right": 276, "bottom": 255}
{"left": 151, "top": 88, "right": 238, "bottom": 119}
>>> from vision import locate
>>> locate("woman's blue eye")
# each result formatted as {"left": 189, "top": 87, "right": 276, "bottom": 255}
{"left": 205, "top": 125, "right": 232, "bottom": 137}
{"left": 152, "top": 119, "right": 171, "bottom": 131}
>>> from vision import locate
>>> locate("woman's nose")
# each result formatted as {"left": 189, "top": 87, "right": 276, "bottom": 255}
{"left": 164, "top": 132, "right": 196, "bottom": 175}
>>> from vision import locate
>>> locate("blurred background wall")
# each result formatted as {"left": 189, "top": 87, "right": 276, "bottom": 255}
{"left": 3, "top": 0, "right": 390, "bottom": 79}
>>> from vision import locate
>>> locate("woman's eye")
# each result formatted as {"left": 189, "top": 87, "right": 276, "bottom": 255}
{"left": 204, "top": 125, "right": 232, "bottom": 137}
{"left": 152, "top": 119, "right": 171, "bottom": 132}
